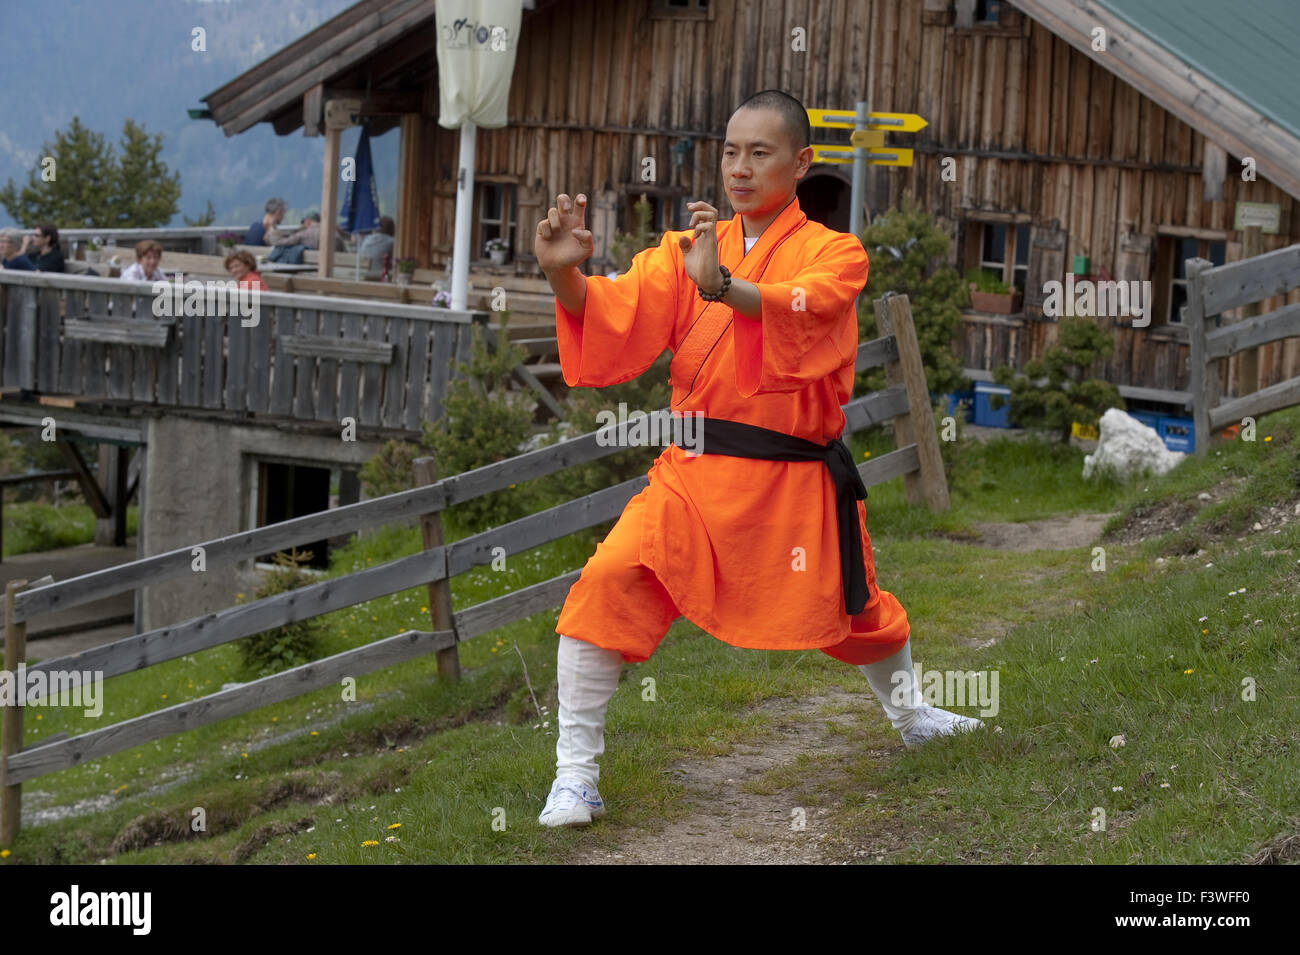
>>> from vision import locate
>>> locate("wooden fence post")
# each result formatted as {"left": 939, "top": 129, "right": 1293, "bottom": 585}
{"left": 1186, "top": 257, "right": 1215, "bottom": 456}
{"left": 1238, "top": 226, "right": 1264, "bottom": 396}
{"left": 413, "top": 457, "right": 460, "bottom": 682}
{"left": 1, "top": 578, "right": 29, "bottom": 847}
{"left": 876, "top": 293, "right": 950, "bottom": 511}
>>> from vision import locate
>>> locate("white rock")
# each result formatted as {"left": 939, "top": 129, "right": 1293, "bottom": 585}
{"left": 1253, "top": 522, "right": 1263, "bottom": 530}
{"left": 1109, "top": 734, "right": 1127, "bottom": 749}
{"left": 1083, "top": 409, "right": 1187, "bottom": 481}
{"left": 1198, "top": 492, "right": 1212, "bottom": 502}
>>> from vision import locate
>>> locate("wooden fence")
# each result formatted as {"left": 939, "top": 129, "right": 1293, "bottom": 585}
{"left": 0, "top": 270, "right": 488, "bottom": 433}
{"left": 1187, "top": 244, "right": 1300, "bottom": 454}
{"left": 0, "top": 293, "right": 947, "bottom": 845}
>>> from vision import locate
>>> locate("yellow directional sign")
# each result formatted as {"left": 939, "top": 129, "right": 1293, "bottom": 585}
{"left": 807, "top": 108, "right": 929, "bottom": 133}
{"left": 811, "top": 145, "right": 915, "bottom": 167}
{"left": 849, "top": 129, "right": 886, "bottom": 149}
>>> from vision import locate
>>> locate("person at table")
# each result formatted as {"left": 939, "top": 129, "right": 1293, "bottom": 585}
{"left": 245, "top": 198, "right": 288, "bottom": 246}
{"left": 0, "top": 228, "right": 35, "bottom": 270}
{"left": 20, "top": 224, "right": 65, "bottom": 272}
{"left": 224, "top": 249, "right": 266, "bottom": 290}
{"left": 120, "top": 240, "right": 166, "bottom": 281}
{"left": 359, "top": 216, "right": 396, "bottom": 279}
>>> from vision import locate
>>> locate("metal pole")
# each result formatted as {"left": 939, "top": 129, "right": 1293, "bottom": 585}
{"left": 451, "top": 121, "right": 478, "bottom": 311}
{"left": 850, "top": 100, "right": 869, "bottom": 240}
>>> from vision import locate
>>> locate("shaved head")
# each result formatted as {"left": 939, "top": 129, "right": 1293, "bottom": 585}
{"left": 733, "top": 89, "right": 811, "bottom": 154}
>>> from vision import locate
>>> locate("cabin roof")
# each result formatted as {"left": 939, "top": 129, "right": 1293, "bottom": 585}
{"left": 1017, "top": 0, "right": 1300, "bottom": 198}
{"left": 1098, "top": 0, "right": 1300, "bottom": 141}
{"left": 201, "top": 0, "right": 558, "bottom": 137}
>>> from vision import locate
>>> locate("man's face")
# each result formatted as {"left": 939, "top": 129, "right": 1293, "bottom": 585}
{"left": 0, "top": 237, "right": 16, "bottom": 259}
{"left": 721, "top": 107, "right": 811, "bottom": 219}
{"left": 272, "top": 207, "right": 286, "bottom": 224}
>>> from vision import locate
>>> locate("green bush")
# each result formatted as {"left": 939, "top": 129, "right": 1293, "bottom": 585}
{"left": 424, "top": 319, "right": 537, "bottom": 534}
{"left": 990, "top": 316, "right": 1124, "bottom": 443}
{"left": 858, "top": 193, "right": 968, "bottom": 400}
{"left": 237, "top": 549, "right": 326, "bottom": 679}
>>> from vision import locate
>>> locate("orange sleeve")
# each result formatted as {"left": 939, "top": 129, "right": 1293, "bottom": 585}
{"left": 732, "top": 234, "right": 868, "bottom": 397}
{"left": 555, "top": 230, "right": 681, "bottom": 388}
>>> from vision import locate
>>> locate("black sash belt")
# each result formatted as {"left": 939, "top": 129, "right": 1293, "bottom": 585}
{"left": 684, "top": 416, "right": 868, "bottom": 616}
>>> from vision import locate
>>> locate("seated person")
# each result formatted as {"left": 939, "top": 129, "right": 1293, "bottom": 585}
{"left": 224, "top": 249, "right": 266, "bottom": 290}
{"left": 0, "top": 228, "right": 35, "bottom": 270}
{"left": 245, "top": 197, "right": 287, "bottom": 246}
{"left": 21, "top": 224, "right": 65, "bottom": 272}
{"left": 119, "top": 240, "right": 166, "bottom": 281}
{"left": 269, "top": 212, "right": 345, "bottom": 264}
{"left": 359, "top": 216, "right": 396, "bottom": 279}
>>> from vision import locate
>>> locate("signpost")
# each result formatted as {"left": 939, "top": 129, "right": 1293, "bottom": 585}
{"left": 807, "top": 102, "right": 928, "bottom": 239}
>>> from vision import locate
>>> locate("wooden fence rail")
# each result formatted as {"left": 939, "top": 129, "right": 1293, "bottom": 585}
{"left": 1187, "top": 244, "right": 1300, "bottom": 454}
{"left": 0, "top": 294, "right": 947, "bottom": 842}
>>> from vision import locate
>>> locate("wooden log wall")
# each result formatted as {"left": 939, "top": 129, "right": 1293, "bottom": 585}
{"left": 400, "top": 0, "right": 1300, "bottom": 399}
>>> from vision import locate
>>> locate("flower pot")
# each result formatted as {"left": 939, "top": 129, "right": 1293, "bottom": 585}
{"left": 395, "top": 271, "right": 413, "bottom": 286}
{"left": 968, "top": 283, "right": 1023, "bottom": 314}
{"left": 489, "top": 249, "right": 507, "bottom": 266}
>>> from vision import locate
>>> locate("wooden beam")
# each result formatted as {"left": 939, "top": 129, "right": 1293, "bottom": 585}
{"left": 303, "top": 82, "right": 324, "bottom": 137}
{"left": 396, "top": 114, "right": 421, "bottom": 262}
{"left": 318, "top": 126, "right": 341, "bottom": 278}
{"left": 56, "top": 440, "right": 110, "bottom": 518}
{"left": 1203, "top": 141, "right": 1227, "bottom": 202}
{"left": 325, "top": 88, "right": 423, "bottom": 114}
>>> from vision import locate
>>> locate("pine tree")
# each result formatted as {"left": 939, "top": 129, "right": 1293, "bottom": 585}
{"left": 990, "top": 316, "right": 1124, "bottom": 443}
{"left": 857, "top": 192, "right": 968, "bottom": 398}
{"left": 0, "top": 116, "right": 181, "bottom": 228}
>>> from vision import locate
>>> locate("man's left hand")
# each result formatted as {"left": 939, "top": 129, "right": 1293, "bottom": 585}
{"left": 679, "top": 200, "right": 722, "bottom": 294}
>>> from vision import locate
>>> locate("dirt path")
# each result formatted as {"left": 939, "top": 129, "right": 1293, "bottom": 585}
{"left": 967, "top": 512, "right": 1118, "bottom": 551}
{"left": 572, "top": 689, "right": 891, "bottom": 864}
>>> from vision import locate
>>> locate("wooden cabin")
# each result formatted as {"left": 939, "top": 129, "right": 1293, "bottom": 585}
{"left": 202, "top": 0, "right": 1300, "bottom": 410}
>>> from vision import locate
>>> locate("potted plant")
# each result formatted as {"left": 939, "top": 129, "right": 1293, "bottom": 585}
{"left": 395, "top": 257, "right": 417, "bottom": 286}
{"left": 217, "top": 231, "right": 242, "bottom": 250}
{"left": 965, "top": 267, "right": 1023, "bottom": 314}
{"left": 432, "top": 288, "right": 452, "bottom": 309}
{"left": 485, "top": 236, "right": 509, "bottom": 266}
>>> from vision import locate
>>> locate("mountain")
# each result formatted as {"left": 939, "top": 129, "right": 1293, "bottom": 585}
{"left": 0, "top": 0, "right": 399, "bottom": 230}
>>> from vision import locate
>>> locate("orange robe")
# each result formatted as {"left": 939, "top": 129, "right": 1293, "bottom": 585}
{"left": 554, "top": 195, "right": 910, "bottom": 666}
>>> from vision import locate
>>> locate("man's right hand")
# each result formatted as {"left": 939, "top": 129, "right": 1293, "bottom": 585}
{"left": 535, "top": 193, "right": 593, "bottom": 273}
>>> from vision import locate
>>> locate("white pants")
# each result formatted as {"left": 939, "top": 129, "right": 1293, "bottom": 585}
{"left": 553, "top": 633, "right": 926, "bottom": 786}
{"left": 554, "top": 634, "right": 623, "bottom": 788}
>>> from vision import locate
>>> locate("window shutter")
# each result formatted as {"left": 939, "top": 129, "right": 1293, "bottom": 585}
{"left": 1023, "top": 223, "right": 1067, "bottom": 317}
{"left": 1116, "top": 231, "right": 1153, "bottom": 282}
{"left": 955, "top": 0, "right": 976, "bottom": 29}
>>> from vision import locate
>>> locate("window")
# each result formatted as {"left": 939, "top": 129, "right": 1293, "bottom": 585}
{"left": 976, "top": 0, "right": 1002, "bottom": 22}
{"left": 623, "top": 191, "right": 676, "bottom": 237}
{"left": 972, "top": 222, "right": 1031, "bottom": 291}
{"left": 256, "top": 461, "right": 332, "bottom": 569}
{"left": 650, "top": 0, "right": 710, "bottom": 19}
{"left": 1164, "top": 237, "right": 1226, "bottom": 324}
{"left": 474, "top": 182, "right": 516, "bottom": 261}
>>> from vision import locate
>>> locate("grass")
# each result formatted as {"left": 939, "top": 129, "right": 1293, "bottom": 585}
{"left": 1, "top": 407, "right": 1298, "bottom": 865}
{"left": 2, "top": 501, "right": 140, "bottom": 557}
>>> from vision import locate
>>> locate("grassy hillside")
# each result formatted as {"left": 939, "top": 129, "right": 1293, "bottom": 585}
{"left": 2, "top": 407, "right": 1297, "bottom": 865}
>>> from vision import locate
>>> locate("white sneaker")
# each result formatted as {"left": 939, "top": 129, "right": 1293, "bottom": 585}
{"left": 538, "top": 775, "right": 606, "bottom": 827}
{"left": 900, "top": 705, "right": 985, "bottom": 749}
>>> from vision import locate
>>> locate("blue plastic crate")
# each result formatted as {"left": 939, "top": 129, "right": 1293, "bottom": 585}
{"left": 1158, "top": 415, "right": 1195, "bottom": 453}
{"left": 940, "top": 390, "right": 975, "bottom": 422}
{"left": 1127, "top": 410, "right": 1160, "bottom": 432}
{"left": 974, "top": 382, "right": 1012, "bottom": 428}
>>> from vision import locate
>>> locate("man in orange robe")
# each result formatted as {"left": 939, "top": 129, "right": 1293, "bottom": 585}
{"left": 535, "top": 90, "right": 983, "bottom": 827}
